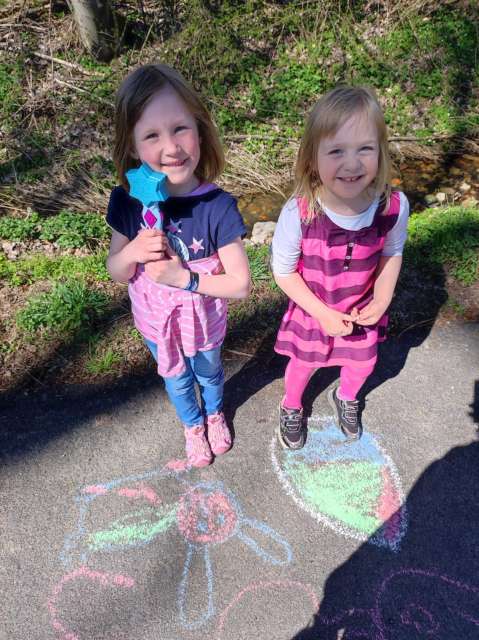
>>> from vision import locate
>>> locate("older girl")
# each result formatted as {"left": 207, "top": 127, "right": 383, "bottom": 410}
{"left": 107, "top": 64, "right": 251, "bottom": 466}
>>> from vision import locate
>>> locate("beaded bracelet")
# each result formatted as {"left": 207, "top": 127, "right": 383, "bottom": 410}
{"left": 183, "top": 270, "right": 199, "bottom": 292}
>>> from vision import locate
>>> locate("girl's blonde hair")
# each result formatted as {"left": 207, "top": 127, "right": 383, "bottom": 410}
{"left": 294, "top": 85, "right": 392, "bottom": 223}
{"left": 113, "top": 63, "right": 224, "bottom": 190}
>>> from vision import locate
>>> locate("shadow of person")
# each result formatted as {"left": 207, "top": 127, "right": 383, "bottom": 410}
{"left": 291, "top": 436, "right": 479, "bottom": 639}
{"left": 222, "top": 330, "right": 286, "bottom": 432}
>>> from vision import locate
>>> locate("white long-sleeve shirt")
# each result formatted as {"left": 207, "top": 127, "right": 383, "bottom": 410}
{"left": 271, "top": 192, "right": 409, "bottom": 276}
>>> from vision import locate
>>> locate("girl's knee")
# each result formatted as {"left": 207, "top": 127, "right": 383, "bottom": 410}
{"left": 164, "top": 371, "right": 195, "bottom": 397}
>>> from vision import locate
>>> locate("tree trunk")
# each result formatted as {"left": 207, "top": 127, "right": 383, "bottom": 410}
{"left": 67, "top": 0, "right": 120, "bottom": 62}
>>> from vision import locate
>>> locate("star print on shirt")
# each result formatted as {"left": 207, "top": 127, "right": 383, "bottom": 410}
{"left": 166, "top": 219, "right": 182, "bottom": 234}
{"left": 188, "top": 237, "right": 204, "bottom": 254}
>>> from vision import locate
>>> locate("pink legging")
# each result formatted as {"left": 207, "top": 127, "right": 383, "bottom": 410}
{"left": 283, "top": 358, "right": 375, "bottom": 409}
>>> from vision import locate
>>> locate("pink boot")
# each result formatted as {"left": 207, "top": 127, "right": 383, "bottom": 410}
{"left": 207, "top": 412, "right": 232, "bottom": 455}
{"left": 184, "top": 424, "right": 213, "bottom": 468}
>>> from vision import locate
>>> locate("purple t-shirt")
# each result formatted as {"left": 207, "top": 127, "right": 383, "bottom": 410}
{"left": 106, "top": 183, "right": 246, "bottom": 262}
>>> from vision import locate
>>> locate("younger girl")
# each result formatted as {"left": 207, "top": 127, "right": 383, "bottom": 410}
{"left": 271, "top": 85, "right": 409, "bottom": 448}
{"left": 106, "top": 64, "right": 251, "bottom": 467}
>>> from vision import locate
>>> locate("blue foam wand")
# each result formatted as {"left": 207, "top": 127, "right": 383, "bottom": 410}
{"left": 126, "top": 163, "right": 169, "bottom": 230}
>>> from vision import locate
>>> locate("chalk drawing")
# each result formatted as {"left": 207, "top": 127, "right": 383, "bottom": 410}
{"left": 61, "top": 462, "right": 186, "bottom": 566}
{"left": 319, "top": 608, "right": 377, "bottom": 640}
{"left": 59, "top": 461, "right": 292, "bottom": 631}
{"left": 271, "top": 415, "right": 407, "bottom": 551}
{"left": 312, "top": 568, "right": 479, "bottom": 639}
{"left": 48, "top": 566, "right": 135, "bottom": 640}
{"left": 373, "top": 568, "right": 479, "bottom": 638}
{"left": 216, "top": 580, "right": 319, "bottom": 639}
{"left": 177, "top": 482, "right": 293, "bottom": 629}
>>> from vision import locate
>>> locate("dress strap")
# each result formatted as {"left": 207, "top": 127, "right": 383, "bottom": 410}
{"left": 296, "top": 196, "right": 312, "bottom": 222}
{"left": 384, "top": 190, "right": 401, "bottom": 216}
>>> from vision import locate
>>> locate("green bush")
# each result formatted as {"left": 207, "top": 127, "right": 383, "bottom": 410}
{"left": 39, "top": 211, "right": 110, "bottom": 248}
{"left": 0, "top": 212, "right": 40, "bottom": 242}
{"left": 16, "top": 280, "right": 110, "bottom": 334}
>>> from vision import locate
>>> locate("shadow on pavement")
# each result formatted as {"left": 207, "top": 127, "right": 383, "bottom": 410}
{"left": 471, "top": 379, "right": 479, "bottom": 425}
{"left": 291, "top": 433, "right": 479, "bottom": 639}
{"left": 0, "top": 371, "right": 161, "bottom": 461}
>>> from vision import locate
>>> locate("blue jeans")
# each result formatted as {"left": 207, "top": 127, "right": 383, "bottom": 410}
{"left": 145, "top": 340, "right": 224, "bottom": 428}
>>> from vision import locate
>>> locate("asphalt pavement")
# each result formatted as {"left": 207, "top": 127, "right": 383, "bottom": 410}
{"left": 1, "top": 320, "right": 478, "bottom": 640}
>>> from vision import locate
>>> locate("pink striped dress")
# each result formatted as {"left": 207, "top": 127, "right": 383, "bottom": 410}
{"left": 275, "top": 192, "right": 400, "bottom": 370}
{"left": 129, "top": 253, "right": 227, "bottom": 378}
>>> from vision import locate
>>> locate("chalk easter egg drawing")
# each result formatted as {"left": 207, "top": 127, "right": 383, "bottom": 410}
{"left": 271, "top": 415, "right": 407, "bottom": 551}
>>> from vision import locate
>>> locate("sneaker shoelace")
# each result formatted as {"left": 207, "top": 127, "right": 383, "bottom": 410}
{"left": 340, "top": 399, "right": 359, "bottom": 425}
{"left": 283, "top": 411, "right": 302, "bottom": 432}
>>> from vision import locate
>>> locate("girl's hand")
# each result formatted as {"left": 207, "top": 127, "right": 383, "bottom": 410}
{"left": 144, "top": 245, "right": 190, "bottom": 288}
{"left": 318, "top": 308, "right": 355, "bottom": 337}
{"left": 355, "top": 299, "right": 388, "bottom": 325}
{"left": 127, "top": 228, "right": 168, "bottom": 264}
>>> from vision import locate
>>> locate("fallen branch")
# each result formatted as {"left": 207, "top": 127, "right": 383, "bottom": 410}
{"left": 33, "top": 51, "right": 99, "bottom": 76}
{"left": 396, "top": 318, "right": 435, "bottom": 339}
{"left": 223, "top": 348, "right": 256, "bottom": 359}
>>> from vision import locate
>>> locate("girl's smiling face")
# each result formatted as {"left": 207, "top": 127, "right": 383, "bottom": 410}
{"left": 316, "top": 113, "right": 380, "bottom": 214}
{"left": 132, "top": 86, "right": 201, "bottom": 196}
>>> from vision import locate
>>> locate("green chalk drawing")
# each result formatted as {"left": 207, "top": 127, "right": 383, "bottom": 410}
{"left": 88, "top": 504, "right": 177, "bottom": 550}
{"left": 285, "top": 461, "right": 382, "bottom": 533}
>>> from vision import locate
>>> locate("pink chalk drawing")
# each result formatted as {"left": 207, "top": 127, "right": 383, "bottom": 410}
{"left": 176, "top": 481, "right": 292, "bottom": 629}
{"left": 177, "top": 485, "right": 238, "bottom": 545}
{"left": 373, "top": 568, "right": 479, "bottom": 638}
{"left": 48, "top": 566, "right": 135, "bottom": 640}
{"left": 58, "top": 462, "right": 292, "bottom": 632}
{"left": 271, "top": 415, "right": 407, "bottom": 551}
{"left": 313, "top": 568, "right": 479, "bottom": 639}
{"left": 216, "top": 580, "right": 319, "bottom": 640}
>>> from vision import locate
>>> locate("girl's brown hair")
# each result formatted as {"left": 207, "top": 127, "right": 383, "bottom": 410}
{"left": 113, "top": 64, "right": 224, "bottom": 189}
{"left": 294, "top": 85, "right": 392, "bottom": 223}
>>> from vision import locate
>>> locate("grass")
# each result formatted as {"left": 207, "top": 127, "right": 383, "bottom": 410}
{"left": 405, "top": 206, "right": 479, "bottom": 285}
{"left": 0, "top": 210, "right": 110, "bottom": 248}
{"left": 0, "top": 252, "right": 109, "bottom": 286}
{"left": 16, "top": 280, "right": 111, "bottom": 336}
{"left": 246, "top": 244, "right": 274, "bottom": 285}
{"left": 0, "top": 61, "right": 24, "bottom": 133}
{"left": 85, "top": 344, "right": 122, "bottom": 375}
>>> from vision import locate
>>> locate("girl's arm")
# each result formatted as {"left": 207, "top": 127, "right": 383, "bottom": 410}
{"left": 107, "top": 228, "right": 168, "bottom": 283}
{"left": 144, "top": 237, "right": 251, "bottom": 299}
{"left": 274, "top": 272, "right": 355, "bottom": 337}
{"left": 355, "top": 255, "right": 402, "bottom": 325}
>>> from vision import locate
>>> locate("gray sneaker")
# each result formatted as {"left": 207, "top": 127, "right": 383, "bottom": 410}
{"left": 278, "top": 404, "right": 306, "bottom": 449}
{"left": 328, "top": 386, "right": 363, "bottom": 440}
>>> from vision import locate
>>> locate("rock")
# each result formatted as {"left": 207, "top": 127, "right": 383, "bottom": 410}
{"left": 251, "top": 221, "right": 277, "bottom": 245}
{"left": 436, "top": 192, "right": 447, "bottom": 204}
{"left": 450, "top": 167, "right": 462, "bottom": 176}
{"left": 459, "top": 181, "right": 471, "bottom": 193}
{"left": 1, "top": 241, "right": 19, "bottom": 260}
{"left": 424, "top": 194, "right": 437, "bottom": 205}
